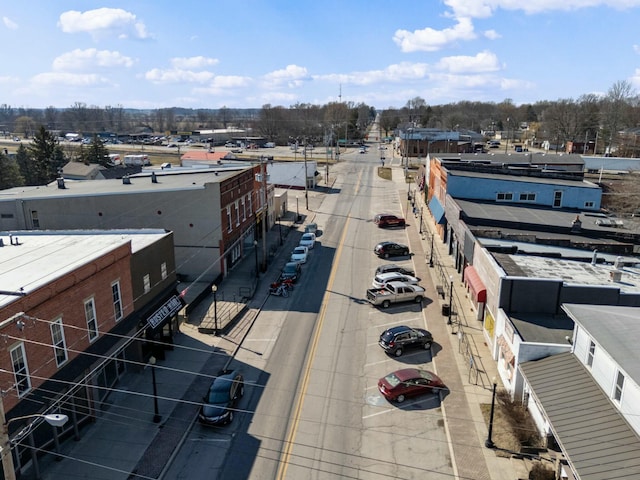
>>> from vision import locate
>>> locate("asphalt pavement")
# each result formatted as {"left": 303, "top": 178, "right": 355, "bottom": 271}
{"left": 30, "top": 153, "right": 529, "bottom": 480}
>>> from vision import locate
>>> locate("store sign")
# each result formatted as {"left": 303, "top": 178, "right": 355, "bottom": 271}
{"left": 147, "top": 295, "right": 182, "bottom": 329}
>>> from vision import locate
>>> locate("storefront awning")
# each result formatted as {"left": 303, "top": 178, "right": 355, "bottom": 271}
{"left": 464, "top": 265, "right": 487, "bottom": 303}
{"left": 428, "top": 197, "right": 446, "bottom": 224}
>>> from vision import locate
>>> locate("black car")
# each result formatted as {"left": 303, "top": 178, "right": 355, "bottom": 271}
{"left": 199, "top": 370, "right": 244, "bottom": 425}
{"left": 379, "top": 326, "right": 433, "bottom": 357}
{"left": 375, "top": 263, "right": 415, "bottom": 277}
{"left": 374, "top": 241, "right": 410, "bottom": 258}
{"left": 280, "top": 261, "right": 301, "bottom": 282}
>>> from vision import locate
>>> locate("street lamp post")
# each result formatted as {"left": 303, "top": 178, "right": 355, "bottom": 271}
{"left": 277, "top": 217, "right": 282, "bottom": 245}
{"left": 419, "top": 207, "right": 424, "bottom": 234}
{"left": 429, "top": 234, "right": 434, "bottom": 267}
{"left": 149, "top": 356, "right": 161, "bottom": 423}
{"left": 212, "top": 285, "right": 218, "bottom": 335}
{"left": 254, "top": 240, "right": 259, "bottom": 278}
{"left": 485, "top": 376, "right": 498, "bottom": 448}
{"left": 296, "top": 197, "right": 299, "bottom": 223}
{"left": 447, "top": 275, "right": 454, "bottom": 325}
{"left": 0, "top": 402, "right": 69, "bottom": 480}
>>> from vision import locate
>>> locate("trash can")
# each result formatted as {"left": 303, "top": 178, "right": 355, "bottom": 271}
{"left": 441, "top": 304, "right": 450, "bottom": 316}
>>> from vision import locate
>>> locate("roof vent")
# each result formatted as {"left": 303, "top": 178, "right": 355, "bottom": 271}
{"left": 614, "top": 256, "right": 623, "bottom": 269}
{"left": 123, "top": 175, "right": 131, "bottom": 185}
{"left": 56, "top": 177, "right": 66, "bottom": 189}
{"left": 571, "top": 215, "right": 582, "bottom": 232}
{"left": 610, "top": 269, "right": 623, "bottom": 282}
{"left": 591, "top": 249, "right": 598, "bottom": 265}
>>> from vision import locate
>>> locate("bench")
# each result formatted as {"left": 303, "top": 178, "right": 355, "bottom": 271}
{"left": 435, "top": 285, "right": 445, "bottom": 299}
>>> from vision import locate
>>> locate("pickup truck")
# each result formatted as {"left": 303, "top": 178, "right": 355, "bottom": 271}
{"left": 366, "top": 281, "right": 425, "bottom": 308}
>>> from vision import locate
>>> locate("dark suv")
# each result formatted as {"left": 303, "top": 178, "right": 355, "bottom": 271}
{"left": 374, "top": 241, "right": 410, "bottom": 258}
{"left": 374, "top": 214, "right": 406, "bottom": 228}
{"left": 379, "top": 326, "right": 433, "bottom": 357}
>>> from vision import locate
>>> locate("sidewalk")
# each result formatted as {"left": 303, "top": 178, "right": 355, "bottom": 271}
{"left": 394, "top": 166, "right": 528, "bottom": 480}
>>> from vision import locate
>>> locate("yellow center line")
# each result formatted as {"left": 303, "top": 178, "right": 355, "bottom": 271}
{"left": 276, "top": 169, "right": 363, "bottom": 479}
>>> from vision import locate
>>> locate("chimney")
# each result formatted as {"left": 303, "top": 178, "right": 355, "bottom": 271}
{"left": 151, "top": 172, "right": 158, "bottom": 183}
{"left": 123, "top": 175, "right": 131, "bottom": 185}
{"left": 56, "top": 177, "right": 66, "bottom": 189}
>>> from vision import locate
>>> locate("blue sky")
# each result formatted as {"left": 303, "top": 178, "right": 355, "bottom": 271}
{"left": 2, "top": 1, "right": 640, "bottom": 110}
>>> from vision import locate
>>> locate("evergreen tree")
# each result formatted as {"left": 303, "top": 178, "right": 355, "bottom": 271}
{"left": 86, "top": 135, "right": 111, "bottom": 167}
{"left": 0, "top": 150, "right": 24, "bottom": 189}
{"left": 28, "top": 126, "right": 66, "bottom": 185}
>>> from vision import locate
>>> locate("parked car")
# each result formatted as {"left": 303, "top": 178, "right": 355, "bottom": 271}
{"left": 304, "top": 223, "right": 318, "bottom": 235}
{"left": 299, "top": 232, "right": 316, "bottom": 249}
{"left": 366, "top": 282, "right": 425, "bottom": 308}
{"left": 375, "top": 264, "right": 415, "bottom": 277}
{"left": 379, "top": 326, "right": 433, "bottom": 357}
{"left": 290, "top": 246, "right": 309, "bottom": 264}
{"left": 280, "top": 261, "right": 301, "bottom": 283}
{"left": 199, "top": 370, "right": 244, "bottom": 425}
{"left": 378, "top": 368, "right": 445, "bottom": 403}
{"left": 374, "top": 241, "right": 410, "bottom": 258}
{"left": 374, "top": 214, "right": 406, "bottom": 228}
{"left": 372, "top": 272, "right": 420, "bottom": 289}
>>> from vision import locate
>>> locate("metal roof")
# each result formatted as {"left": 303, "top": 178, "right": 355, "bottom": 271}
{"left": 563, "top": 304, "right": 640, "bottom": 382}
{"left": 520, "top": 352, "right": 640, "bottom": 480}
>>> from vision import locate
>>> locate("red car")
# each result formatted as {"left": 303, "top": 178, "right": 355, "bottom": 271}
{"left": 374, "top": 214, "right": 406, "bottom": 228}
{"left": 378, "top": 368, "right": 445, "bottom": 403}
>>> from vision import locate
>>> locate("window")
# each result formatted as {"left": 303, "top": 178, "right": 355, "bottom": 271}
{"left": 10, "top": 343, "right": 31, "bottom": 396}
{"left": 143, "top": 274, "right": 151, "bottom": 293}
{"left": 161, "top": 262, "right": 167, "bottom": 280}
{"left": 553, "top": 191, "right": 563, "bottom": 208}
{"left": 241, "top": 198, "right": 246, "bottom": 221}
{"left": 614, "top": 371, "right": 625, "bottom": 402}
{"left": 585, "top": 201, "right": 594, "bottom": 208}
{"left": 496, "top": 192, "right": 513, "bottom": 201}
{"left": 235, "top": 201, "right": 240, "bottom": 226}
{"left": 31, "top": 210, "right": 40, "bottom": 228}
{"left": 519, "top": 193, "right": 536, "bottom": 202}
{"left": 248, "top": 195, "right": 252, "bottom": 216}
{"left": 85, "top": 298, "right": 99, "bottom": 342}
{"left": 587, "top": 340, "right": 595, "bottom": 367}
{"left": 112, "top": 281, "right": 123, "bottom": 322}
{"left": 0, "top": 213, "right": 13, "bottom": 219}
{"left": 226, "top": 206, "right": 232, "bottom": 232}
{"left": 50, "top": 318, "right": 68, "bottom": 366}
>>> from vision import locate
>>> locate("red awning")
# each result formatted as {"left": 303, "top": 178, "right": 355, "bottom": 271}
{"left": 464, "top": 266, "right": 487, "bottom": 303}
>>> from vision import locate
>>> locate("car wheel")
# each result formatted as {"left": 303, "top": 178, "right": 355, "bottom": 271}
{"left": 384, "top": 252, "right": 390, "bottom": 259}
{"left": 394, "top": 348, "right": 403, "bottom": 357}
{"left": 423, "top": 342, "right": 432, "bottom": 350}
{"left": 239, "top": 384, "right": 245, "bottom": 398}
{"left": 228, "top": 411, "right": 234, "bottom": 424}
{"left": 396, "top": 394, "right": 405, "bottom": 403}
{"left": 415, "top": 296, "right": 423, "bottom": 303}
{"left": 382, "top": 300, "right": 391, "bottom": 308}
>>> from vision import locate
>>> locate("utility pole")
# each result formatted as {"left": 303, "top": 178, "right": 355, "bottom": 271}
{"left": 261, "top": 158, "right": 268, "bottom": 272}
{"left": 304, "top": 138, "right": 309, "bottom": 210}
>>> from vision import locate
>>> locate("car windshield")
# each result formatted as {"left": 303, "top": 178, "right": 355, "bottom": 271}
{"left": 293, "top": 248, "right": 305, "bottom": 254}
{"left": 283, "top": 264, "right": 297, "bottom": 273}
{"left": 302, "top": 234, "right": 313, "bottom": 241}
{"left": 380, "top": 331, "right": 395, "bottom": 342}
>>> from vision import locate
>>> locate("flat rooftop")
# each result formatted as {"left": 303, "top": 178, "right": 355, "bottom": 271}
{"left": 0, "top": 230, "right": 169, "bottom": 308}
{"left": 0, "top": 167, "right": 251, "bottom": 200}
{"left": 493, "top": 252, "right": 640, "bottom": 294}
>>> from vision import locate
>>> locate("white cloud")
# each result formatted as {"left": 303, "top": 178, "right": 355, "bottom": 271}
{"left": 192, "top": 75, "right": 254, "bottom": 96}
{"left": 2, "top": 17, "right": 17, "bottom": 30}
{"left": 393, "top": 17, "right": 476, "bottom": 52}
{"left": 31, "top": 72, "right": 110, "bottom": 87}
{"left": 634, "top": 45, "right": 640, "bottom": 54}
{"left": 145, "top": 68, "right": 215, "bottom": 84}
{"left": 484, "top": 29, "right": 501, "bottom": 40}
{"left": 435, "top": 50, "right": 502, "bottom": 73}
{"left": 53, "top": 49, "right": 135, "bottom": 71}
{"left": 58, "top": 8, "right": 151, "bottom": 40}
{"left": 263, "top": 65, "right": 310, "bottom": 88}
{"left": 316, "top": 62, "right": 431, "bottom": 86}
{"left": 170, "top": 56, "right": 219, "bottom": 69}
{"left": 445, "top": 0, "right": 640, "bottom": 18}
